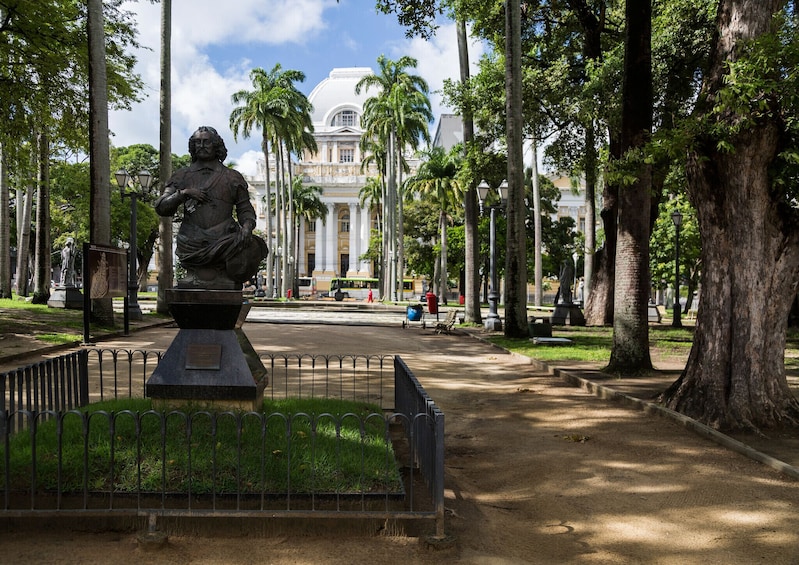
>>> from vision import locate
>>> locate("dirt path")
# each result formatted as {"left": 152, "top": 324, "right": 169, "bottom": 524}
{"left": 1, "top": 322, "right": 798, "bottom": 564}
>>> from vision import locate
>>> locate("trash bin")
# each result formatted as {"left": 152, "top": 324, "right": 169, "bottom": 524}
{"left": 286, "top": 289, "right": 292, "bottom": 299}
{"left": 407, "top": 304, "right": 423, "bottom": 321}
{"left": 426, "top": 292, "right": 438, "bottom": 315}
{"left": 459, "top": 294, "right": 465, "bottom": 305}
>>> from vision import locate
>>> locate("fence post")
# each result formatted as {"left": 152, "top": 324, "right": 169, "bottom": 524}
{"left": 78, "top": 350, "right": 90, "bottom": 407}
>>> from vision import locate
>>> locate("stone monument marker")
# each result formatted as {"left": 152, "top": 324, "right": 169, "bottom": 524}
{"left": 48, "top": 237, "right": 83, "bottom": 309}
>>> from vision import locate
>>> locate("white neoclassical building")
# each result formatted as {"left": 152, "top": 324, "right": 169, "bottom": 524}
{"left": 244, "top": 67, "right": 420, "bottom": 294}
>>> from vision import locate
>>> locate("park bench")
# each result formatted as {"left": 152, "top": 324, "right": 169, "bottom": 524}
{"left": 434, "top": 309, "right": 458, "bottom": 334}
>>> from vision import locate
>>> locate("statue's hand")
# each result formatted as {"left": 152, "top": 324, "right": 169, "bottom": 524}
{"left": 235, "top": 224, "right": 253, "bottom": 248}
{"left": 182, "top": 187, "right": 210, "bottom": 203}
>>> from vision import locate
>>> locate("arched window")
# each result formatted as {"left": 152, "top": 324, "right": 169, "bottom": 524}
{"left": 331, "top": 110, "right": 357, "bottom": 127}
{"left": 339, "top": 210, "right": 350, "bottom": 233}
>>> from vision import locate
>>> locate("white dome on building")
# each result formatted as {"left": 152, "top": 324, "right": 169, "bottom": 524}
{"left": 308, "top": 68, "right": 378, "bottom": 131}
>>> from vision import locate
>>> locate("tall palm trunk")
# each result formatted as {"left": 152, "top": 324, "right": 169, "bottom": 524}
{"left": 263, "top": 136, "right": 274, "bottom": 297}
{"left": 87, "top": 0, "right": 114, "bottom": 326}
{"left": 396, "top": 164, "right": 405, "bottom": 300}
{"left": 531, "top": 141, "right": 543, "bottom": 307}
{"left": 287, "top": 161, "right": 298, "bottom": 297}
{"left": 280, "top": 144, "right": 293, "bottom": 297}
{"left": 458, "top": 17, "right": 481, "bottom": 323}
{"left": 0, "top": 144, "right": 10, "bottom": 298}
{"left": 280, "top": 142, "right": 289, "bottom": 296}
{"left": 32, "top": 131, "right": 51, "bottom": 304}
{"left": 439, "top": 210, "right": 448, "bottom": 302}
{"left": 272, "top": 138, "right": 283, "bottom": 298}
{"left": 583, "top": 120, "right": 597, "bottom": 305}
{"left": 156, "top": 0, "right": 173, "bottom": 314}
{"left": 386, "top": 130, "right": 397, "bottom": 300}
{"left": 503, "top": 0, "right": 528, "bottom": 337}
{"left": 381, "top": 174, "right": 389, "bottom": 298}
{"left": 15, "top": 183, "right": 33, "bottom": 296}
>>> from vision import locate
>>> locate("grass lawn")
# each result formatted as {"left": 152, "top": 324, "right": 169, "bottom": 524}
{"left": 0, "top": 294, "right": 168, "bottom": 346}
{"left": 2, "top": 397, "right": 402, "bottom": 496}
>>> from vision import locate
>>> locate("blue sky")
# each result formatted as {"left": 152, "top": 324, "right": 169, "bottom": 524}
{"left": 109, "top": 0, "right": 485, "bottom": 177}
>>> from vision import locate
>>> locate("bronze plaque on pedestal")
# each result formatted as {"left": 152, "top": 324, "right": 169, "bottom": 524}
{"left": 185, "top": 344, "right": 222, "bottom": 370}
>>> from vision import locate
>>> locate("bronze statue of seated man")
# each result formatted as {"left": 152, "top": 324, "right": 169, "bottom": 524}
{"left": 155, "top": 126, "right": 268, "bottom": 290}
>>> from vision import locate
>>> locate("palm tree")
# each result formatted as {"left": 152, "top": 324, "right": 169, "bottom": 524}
{"left": 0, "top": 145, "right": 8, "bottom": 298}
{"left": 405, "top": 146, "right": 464, "bottom": 301}
{"left": 504, "top": 0, "right": 528, "bottom": 337}
{"left": 359, "top": 176, "right": 383, "bottom": 233}
{"left": 279, "top": 101, "right": 317, "bottom": 298}
{"left": 230, "top": 64, "right": 310, "bottom": 296}
{"left": 157, "top": 0, "right": 173, "bottom": 314}
{"left": 87, "top": 0, "right": 114, "bottom": 326}
{"left": 357, "top": 55, "right": 432, "bottom": 301}
{"left": 291, "top": 177, "right": 327, "bottom": 294}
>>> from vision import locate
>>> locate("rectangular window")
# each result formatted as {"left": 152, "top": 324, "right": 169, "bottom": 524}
{"left": 340, "top": 254, "right": 349, "bottom": 277}
{"left": 339, "top": 148, "right": 354, "bottom": 163}
{"left": 307, "top": 253, "right": 315, "bottom": 274}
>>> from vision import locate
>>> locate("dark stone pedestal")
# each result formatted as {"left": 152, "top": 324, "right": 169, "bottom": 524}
{"left": 528, "top": 317, "right": 552, "bottom": 337}
{"left": 47, "top": 286, "right": 83, "bottom": 309}
{"left": 550, "top": 303, "right": 586, "bottom": 326}
{"left": 146, "top": 289, "right": 267, "bottom": 411}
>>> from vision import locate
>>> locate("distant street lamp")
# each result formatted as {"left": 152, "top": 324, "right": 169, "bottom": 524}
{"left": 671, "top": 209, "right": 683, "bottom": 328}
{"left": 115, "top": 169, "right": 154, "bottom": 322}
{"left": 478, "top": 180, "right": 508, "bottom": 332}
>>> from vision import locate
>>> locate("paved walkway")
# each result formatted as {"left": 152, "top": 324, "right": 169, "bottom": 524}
{"left": 6, "top": 301, "right": 796, "bottom": 474}
{"left": 2, "top": 303, "right": 799, "bottom": 563}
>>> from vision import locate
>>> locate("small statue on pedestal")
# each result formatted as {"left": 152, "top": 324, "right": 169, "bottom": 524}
{"left": 60, "top": 237, "right": 77, "bottom": 287}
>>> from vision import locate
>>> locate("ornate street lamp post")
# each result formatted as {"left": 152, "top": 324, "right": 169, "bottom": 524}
{"left": 115, "top": 169, "right": 154, "bottom": 322}
{"left": 671, "top": 209, "right": 683, "bottom": 328}
{"left": 478, "top": 180, "right": 508, "bottom": 332}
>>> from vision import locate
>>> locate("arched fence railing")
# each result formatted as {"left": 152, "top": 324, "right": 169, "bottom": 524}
{"left": 0, "top": 349, "right": 444, "bottom": 537}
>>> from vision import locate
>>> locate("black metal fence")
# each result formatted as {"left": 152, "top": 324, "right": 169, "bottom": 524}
{"left": 0, "top": 349, "right": 444, "bottom": 535}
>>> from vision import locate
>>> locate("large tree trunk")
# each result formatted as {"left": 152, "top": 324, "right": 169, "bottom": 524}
{"left": 32, "top": 132, "right": 51, "bottom": 304}
{"left": 584, "top": 141, "right": 619, "bottom": 326}
{"left": 458, "top": 18, "right": 482, "bottom": 324}
{"left": 661, "top": 0, "right": 799, "bottom": 431}
{"left": 87, "top": 0, "right": 114, "bottom": 326}
{"left": 0, "top": 144, "right": 10, "bottom": 298}
{"left": 607, "top": 0, "right": 652, "bottom": 371}
{"left": 503, "top": 0, "right": 528, "bottom": 338}
{"left": 156, "top": 0, "right": 173, "bottom": 314}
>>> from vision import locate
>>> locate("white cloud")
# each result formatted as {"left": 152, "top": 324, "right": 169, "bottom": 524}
{"left": 234, "top": 150, "right": 264, "bottom": 178}
{"left": 110, "top": 0, "right": 335, "bottom": 161}
{"left": 108, "top": 2, "right": 484, "bottom": 173}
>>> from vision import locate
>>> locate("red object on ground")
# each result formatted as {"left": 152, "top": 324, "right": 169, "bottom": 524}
{"left": 426, "top": 292, "right": 438, "bottom": 315}
{"left": 287, "top": 289, "right": 292, "bottom": 299}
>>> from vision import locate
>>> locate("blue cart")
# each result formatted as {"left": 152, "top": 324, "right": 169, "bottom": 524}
{"left": 403, "top": 304, "right": 426, "bottom": 329}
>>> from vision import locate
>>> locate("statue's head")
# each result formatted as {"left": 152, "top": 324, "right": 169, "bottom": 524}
{"left": 188, "top": 126, "right": 228, "bottom": 162}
